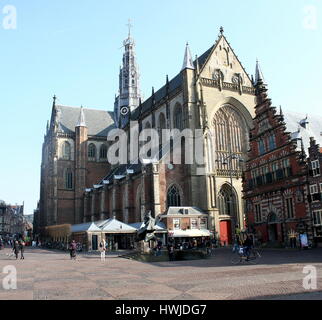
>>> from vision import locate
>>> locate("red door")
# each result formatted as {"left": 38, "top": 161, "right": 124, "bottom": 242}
{"left": 220, "top": 220, "right": 232, "bottom": 246}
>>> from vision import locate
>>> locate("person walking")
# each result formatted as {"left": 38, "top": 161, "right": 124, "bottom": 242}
{"left": 13, "top": 241, "right": 20, "bottom": 260}
{"left": 19, "top": 240, "right": 25, "bottom": 260}
{"left": 167, "top": 243, "right": 175, "bottom": 261}
{"left": 69, "top": 240, "right": 77, "bottom": 260}
{"left": 99, "top": 239, "right": 106, "bottom": 261}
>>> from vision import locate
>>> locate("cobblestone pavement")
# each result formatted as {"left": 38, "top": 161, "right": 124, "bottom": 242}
{"left": 0, "top": 247, "right": 321, "bottom": 300}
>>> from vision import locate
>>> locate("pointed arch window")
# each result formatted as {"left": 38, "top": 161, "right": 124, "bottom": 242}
{"left": 158, "top": 113, "right": 166, "bottom": 155}
{"left": 167, "top": 185, "right": 181, "bottom": 207}
{"left": 99, "top": 144, "right": 108, "bottom": 160}
{"left": 173, "top": 104, "right": 183, "bottom": 130}
{"left": 62, "top": 141, "right": 71, "bottom": 160}
{"left": 88, "top": 143, "right": 96, "bottom": 160}
{"left": 65, "top": 168, "right": 74, "bottom": 190}
{"left": 218, "top": 184, "right": 236, "bottom": 216}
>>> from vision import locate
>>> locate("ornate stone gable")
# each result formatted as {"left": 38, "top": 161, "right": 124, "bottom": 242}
{"left": 199, "top": 35, "right": 253, "bottom": 88}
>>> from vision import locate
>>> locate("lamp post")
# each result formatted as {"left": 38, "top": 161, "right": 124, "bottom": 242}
{"left": 216, "top": 152, "right": 244, "bottom": 243}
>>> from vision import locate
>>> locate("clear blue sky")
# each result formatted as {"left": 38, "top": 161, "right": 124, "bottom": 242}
{"left": 0, "top": 0, "right": 321, "bottom": 215}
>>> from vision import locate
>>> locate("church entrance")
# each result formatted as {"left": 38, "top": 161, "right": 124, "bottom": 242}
{"left": 220, "top": 220, "right": 232, "bottom": 246}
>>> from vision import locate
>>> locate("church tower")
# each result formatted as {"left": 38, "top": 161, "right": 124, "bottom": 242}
{"left": 114, "top": 21, "right": 141, "bottom": 128}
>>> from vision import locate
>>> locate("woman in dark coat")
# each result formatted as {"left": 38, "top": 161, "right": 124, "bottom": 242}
{"left": 69, "top": 240, "right": 77, "bottom": 260}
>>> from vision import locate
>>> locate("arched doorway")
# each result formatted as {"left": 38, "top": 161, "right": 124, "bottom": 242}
{"left": 267, "top": 212, "right": 278, "bottom": 242}
{"left": 218, "top": 184, "right": 238, "bottom": 245}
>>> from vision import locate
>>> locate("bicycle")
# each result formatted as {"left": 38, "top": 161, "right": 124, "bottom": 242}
{"left": 231, "top": 246, "right": 259, "bottom": 265}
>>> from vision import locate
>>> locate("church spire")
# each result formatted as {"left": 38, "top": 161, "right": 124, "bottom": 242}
{"left": 255, "top": 59, "right": 266, "bottom": 86}
{"left": 76, "top": 106, "right": 87, "bottom": 127}
{"left": 114, "top": 21, "right": 141, "bottom": 128}
{"left": 181, "top": 43, "right": 195, "bottom": 71}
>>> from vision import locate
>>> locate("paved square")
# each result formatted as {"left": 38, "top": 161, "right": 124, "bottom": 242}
{"left": 0, "top": 247, "right": 321, "bottom": 300}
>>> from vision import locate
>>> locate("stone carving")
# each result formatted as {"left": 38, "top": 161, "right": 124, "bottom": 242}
{"left": 137, "top": 211, "right": 159, "bottom": 242}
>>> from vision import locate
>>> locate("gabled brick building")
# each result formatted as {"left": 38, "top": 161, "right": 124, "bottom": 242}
{"left": 243, "top": 64, "right": 312, "bottom": 246}
{"left": 307, "top": 138, "right": 322, "bottom": 246}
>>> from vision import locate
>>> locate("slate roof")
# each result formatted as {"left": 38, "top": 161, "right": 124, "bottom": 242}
{"left": 71, "top": 222, "right": 101, "bottom": 233}
{"left": 131, "top": 44, "right": 215, "bottom": 120}
{"left": 96, "top": 218, "right": 137, "bottom": 233}
{"left": 163, "top": 207, "right": 208, "bottom": 216}
{"left": 284, "top": 111, "right": 322, "bottom": 153}
{"left": 56, "top": 105, "right": 116, "bottom": 137}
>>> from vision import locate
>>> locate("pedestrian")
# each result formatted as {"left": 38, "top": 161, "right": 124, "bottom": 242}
{"left": 99, "top": 239, "right": 106, "bottom": 261}
{"left": 69, "top": 240, "right": 77, "bottom": 260}
{"left": 19, "top": 240, "right": 25, "bottom": 260}
{"left": 13, "top": 241, "right": 20, "bottom": 260}
{"left": 167, "top": 243, "right": 175, "bottom": 261}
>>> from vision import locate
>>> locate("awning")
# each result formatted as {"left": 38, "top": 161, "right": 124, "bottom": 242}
{"left": 168, "top": 229, "right": 211, "bottom": 238}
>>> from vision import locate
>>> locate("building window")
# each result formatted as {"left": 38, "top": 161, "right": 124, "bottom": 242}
{"left": 313, "top": 210, "right": 322, "bottom": 226}
{"left": 282, "top": 159, "right": 291, "bottom": 177}
{"left": 311, "top": 160, "right": 320, "bottom": 177}
{"left": 88, "top": 143, "right": 96, "bottom": 160}
{"left": 62, "top": 141, "right": 71, "bottom": 160}
{"left": 191, "top": 218, "right": 198, "bottom": 229}
{"left": 310, "top": 184, "right": 319, "bottom": 195}
{"left": 65, "top": 169, "right": 73, "bottom": 190}
{"left": 173, "top": 104, "right": 183, "bottom": 130}
{"left": 310, "top": 184, "right": 321, "bottom": 202}
{"left": 268, "top": 134, "right": 276, "bottom": 151}
{"left": 200, "top": 218, "right": 207, "bottom": 229}
{"left": 258, "top": 139, "right": 265, "bottom": 155}
{"left": 167, "top": 185, "right": 181, "bottom": 207}
{"left": 255, "top": 204, "right": 261, "bottom": 223}
{"left": 99, "top": 144, "right": 108, "bottom": 160}
{"left": 173, "top": 218, "right": 181, "bottom": 230}
{"left": 286, "top": 198, "right": 294, "bottom": 219}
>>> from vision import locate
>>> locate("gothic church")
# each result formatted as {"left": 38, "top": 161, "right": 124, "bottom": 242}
{"left": 39, "top": 28, "right": 267, "bottom": 243}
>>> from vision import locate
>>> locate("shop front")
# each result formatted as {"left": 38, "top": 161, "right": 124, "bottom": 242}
{"left": 97, "top": 218, "right": 137, "bottom": 250}
{"left": 158, "top": 206, "right": 211, "bottom": 247}
{"left": 167, "top": 229, "right": 212, "bottom": 247}
{"left": 71, "top": 222, "right": 103, "bottom": 251}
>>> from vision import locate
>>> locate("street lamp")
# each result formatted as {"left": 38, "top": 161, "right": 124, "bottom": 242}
{"left": 216, "top": 153, "right": 244, "bottom": 243}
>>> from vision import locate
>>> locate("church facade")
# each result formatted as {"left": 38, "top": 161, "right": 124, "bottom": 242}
{"left": 39, "top": 28, "right": 259, "bottom": 244}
